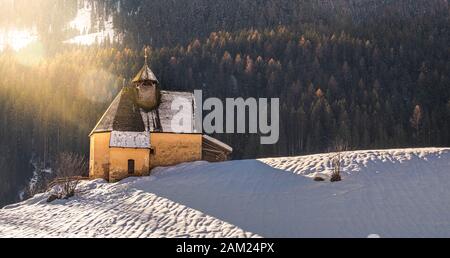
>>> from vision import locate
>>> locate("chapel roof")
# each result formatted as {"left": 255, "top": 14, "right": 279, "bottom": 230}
{"left": 89, "top": 89, "right": 198, "bottom": 136}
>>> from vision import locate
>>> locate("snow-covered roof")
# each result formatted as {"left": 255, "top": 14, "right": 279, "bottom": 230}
{"left": 110, "top": 131, "right": 150, "bottom": 149}
{"left": 147, "top": 91, "right": 196, "bottom": 133}
{"left": 203, "top": 135, "right": 233, "bottom": 153}
{"left": 91, "top": 89, "right": 199, "bottom": 135}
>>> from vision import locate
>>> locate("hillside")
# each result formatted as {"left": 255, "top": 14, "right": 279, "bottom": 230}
{"left": 1, "top": 148, "right": 449, "bottom": 238}
{"left": 1, "top": 0, "right": 449, "bottom": 207}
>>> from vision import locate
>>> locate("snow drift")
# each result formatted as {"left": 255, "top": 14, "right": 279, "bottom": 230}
{"left": 1, "top": 148, "right": 449, "bottom": 238}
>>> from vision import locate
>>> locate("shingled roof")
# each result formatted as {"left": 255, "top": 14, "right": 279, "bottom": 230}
{"left": 90, "top": 88, "right": 198, "bottom": 136}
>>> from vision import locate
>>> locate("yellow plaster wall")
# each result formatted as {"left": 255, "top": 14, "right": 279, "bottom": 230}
{"left": 150, "top": 133, "right": 202, "bottom": 168}
{"left": 90, "top": 132, "right": 202, "bottom": 182}
{"left": 109, "top": 148, "right": 150, "bottom": 182}
{"left": 89, "top": 132, "right": 111, "bottom": 180}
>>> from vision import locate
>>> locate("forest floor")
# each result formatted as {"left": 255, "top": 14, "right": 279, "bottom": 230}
{"left": 0, "top": 148, "right": 449, "bottom": 238}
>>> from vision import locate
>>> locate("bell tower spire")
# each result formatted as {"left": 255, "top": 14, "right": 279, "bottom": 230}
{"left": 133, "top": 45, "right": 161, "bottom": 111}
{"left": 132, "top": 46, "right": 159, "bottom": 84}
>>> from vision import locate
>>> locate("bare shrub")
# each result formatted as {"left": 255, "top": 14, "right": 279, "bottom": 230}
{"left": 329, "top": 140, "right": 348, "bottom": 183}
{"left": 50, "top": 152, "right": 88, "bottom": 200}
{"left": 330, "top": 156, "right": 342, "bottom": 182}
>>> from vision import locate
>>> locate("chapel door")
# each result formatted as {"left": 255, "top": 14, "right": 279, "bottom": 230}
{"left": 128, "top": 159, "right": 135, "bottom": 175}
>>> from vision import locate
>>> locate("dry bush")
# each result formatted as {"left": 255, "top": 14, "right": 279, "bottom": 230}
{"left": 330, "top": 155, "right": 343, "bottom": 182}
{"left": 48, "top": 152, "right": 88, "bottom": 201}
{"left": 329, "top": 140, "right": 348, "bottom": 183}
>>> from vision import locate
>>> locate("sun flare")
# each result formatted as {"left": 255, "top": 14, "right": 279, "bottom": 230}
{"left": 0, "top": 29, "right": 37, "bottom": 51}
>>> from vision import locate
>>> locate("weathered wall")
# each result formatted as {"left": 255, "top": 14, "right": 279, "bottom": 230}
{"left": 89, "top": 132, "right": 111, "bottom": 180}
{"left": 136, "top": 84, "right": 160, "bottom": 111}
{"left": 90, "top": 132, "right": 202, "bottom": 182}
{"left": 109, "top": 148, "right": 150, "bottom": 182}
{"left": 150, "top": 133, "right": 202, "bottom": 168}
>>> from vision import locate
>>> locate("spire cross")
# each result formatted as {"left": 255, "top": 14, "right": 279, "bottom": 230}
{"left": 144, "top": 46, "right": 149, "bottom": 64}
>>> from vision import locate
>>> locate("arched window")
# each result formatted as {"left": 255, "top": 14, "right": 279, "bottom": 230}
{"left": 128, "top": 160, "right": 135, "bottom": 175}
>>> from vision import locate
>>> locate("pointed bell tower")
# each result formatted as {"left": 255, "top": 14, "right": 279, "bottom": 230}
{"left": 133, "top": 46, "right": 161, "bottom": 111}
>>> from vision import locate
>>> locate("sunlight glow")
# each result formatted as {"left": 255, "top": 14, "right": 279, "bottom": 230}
{"left": 0, "top": 28, "right": 38, "bottom": 51}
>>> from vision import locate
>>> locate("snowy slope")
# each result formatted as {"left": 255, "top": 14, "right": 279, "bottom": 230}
{"left": 65, "top": 3, "right": 116, "bottom": 46}
{"left": 1, "top": 148, "right": 449, "bottom": 238}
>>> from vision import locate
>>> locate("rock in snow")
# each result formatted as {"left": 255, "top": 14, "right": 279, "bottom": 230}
{"left": 1, "top": 148, "right": 449, "bottom": 238}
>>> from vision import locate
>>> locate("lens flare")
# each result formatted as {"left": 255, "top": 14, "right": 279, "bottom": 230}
{"left": 0, "top": 28, "right": 38, "bottom": 51}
